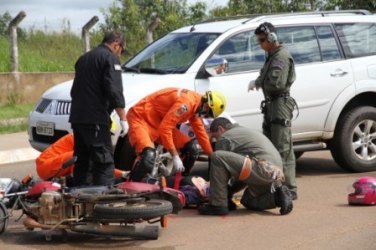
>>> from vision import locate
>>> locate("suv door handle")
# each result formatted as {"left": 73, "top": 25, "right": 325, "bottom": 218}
{"left": 330, "top": 69, "right": 348, "bottom": 77}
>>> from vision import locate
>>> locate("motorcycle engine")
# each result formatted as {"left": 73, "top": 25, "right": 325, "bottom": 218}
{"left": 37, "top": 191, "right": 63, "bottom": 225}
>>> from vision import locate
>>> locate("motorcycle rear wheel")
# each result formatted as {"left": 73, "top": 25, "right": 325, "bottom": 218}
{"left": 93, "top": 199, "right": 173, "bottom": 220}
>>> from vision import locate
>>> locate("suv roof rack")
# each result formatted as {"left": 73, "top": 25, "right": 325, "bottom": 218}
{"left": 243, "top": 9, "right": 372, "bottom": 24}
{"left": 198, "top": 14, "right": 261, "bottom": 24}
{"left": 197, "top": 9, "right": 371, "bottom": 25}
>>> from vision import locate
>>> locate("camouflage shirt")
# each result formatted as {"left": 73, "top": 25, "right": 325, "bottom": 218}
{"left": 255, "top": 46, "right": 296, "bottom": 96}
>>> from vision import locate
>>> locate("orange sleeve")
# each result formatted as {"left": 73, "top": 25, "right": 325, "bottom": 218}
{"left": 189, "top": 116, "right": 213, "bottom": 155}
{"left": 53, "top": 134, "right": 74, "bottom": 153}
{"left": 158, "top": 101, "right": 190, "bottom": 152}
{"left": 36, "top": 134, "right": 75, "bottom": 180}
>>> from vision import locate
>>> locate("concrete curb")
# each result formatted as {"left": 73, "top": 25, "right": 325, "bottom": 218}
{"left": 0, "top": 147, "right": 39, "bottom": 165}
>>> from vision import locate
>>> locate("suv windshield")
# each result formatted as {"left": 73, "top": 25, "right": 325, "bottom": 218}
{"left": 124, "top": 33, "right": 219, "bottom": 74}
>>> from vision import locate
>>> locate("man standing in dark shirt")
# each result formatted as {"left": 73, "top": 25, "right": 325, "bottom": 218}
{"left": 69, "top": 31, "right": 127, "bottom": 186}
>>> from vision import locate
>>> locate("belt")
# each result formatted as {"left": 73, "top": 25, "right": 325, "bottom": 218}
{"left": 265, "top": 92, "right": 290, "bottom": 102}
{"left": 239, "top": 157, "right": 252, "bottom": 181}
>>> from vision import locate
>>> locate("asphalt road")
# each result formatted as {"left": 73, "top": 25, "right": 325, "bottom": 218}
{"left": 1, "top": 151, "right": 376, "bottom": 250}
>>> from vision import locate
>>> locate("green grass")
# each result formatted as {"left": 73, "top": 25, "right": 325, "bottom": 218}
{"left": 0, "top": 123, "right": 27, "bottom": 134}
{"left": 0, "top": 31, "right": 104, "bottom": 72}
{"left": 0, "top": 37, "right": 10, "bottom": 72}
{"left": 0, "top": 103, "right": 34, "bottom": 119}
{"left": 18, "top": 31, "right": 82, "bottom": 72}
{"left": 0, "top": 103, "right": 34, "bottom": 134}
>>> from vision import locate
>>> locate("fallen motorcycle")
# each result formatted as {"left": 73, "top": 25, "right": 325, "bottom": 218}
{"left": 0, "top": 170, "right": 185, "bottom": 240}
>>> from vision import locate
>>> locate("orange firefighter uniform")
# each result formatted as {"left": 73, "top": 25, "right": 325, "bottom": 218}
{"left": 127, "top": 88, "right": 213, "bottom": 155}
{"left": 36, "top": 134, "right": 124, "bottom": 180}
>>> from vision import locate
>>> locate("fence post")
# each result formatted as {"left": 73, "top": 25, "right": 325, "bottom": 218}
{"left": 82, "top": 16, "right": 99, "bottom": 53}
{"left": 9, "top": 11, "right": 26, "bottom": 73}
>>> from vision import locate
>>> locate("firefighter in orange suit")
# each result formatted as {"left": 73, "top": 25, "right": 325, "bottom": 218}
{"left": 36, "top": 134, "right": 127, "bottom": 180}
{"left": 127, "top": 87, "right": 227, "bottom": 181}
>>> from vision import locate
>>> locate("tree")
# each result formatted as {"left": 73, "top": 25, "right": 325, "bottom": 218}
{"left": 101, "top": 0, "right": 208, "bottom": 58}
{"left": 0, "top": 12, "right": 12, "bottom": 37}
{"left": 225, "top": 0, "right": 313, "bottom": 15}
{"left": 325, "top": 0, "right": 376, "bottom": 11}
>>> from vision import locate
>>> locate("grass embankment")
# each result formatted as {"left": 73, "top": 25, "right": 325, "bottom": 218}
{"left": 0, "top": 103, "right": 34, "bottom": 134}
{"left": 0, "top": 31, "right": 82, "bottom": 72}
{"left": 0, "top": 31, "right": 103, "bottom": 133}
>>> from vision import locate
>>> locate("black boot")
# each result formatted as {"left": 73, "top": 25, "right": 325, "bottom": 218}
{"left": 275, "top": 185, "right": 293, "bottom": 215}
{"left": 227, "top": 181, "right": 246, "bottom": 211}
{"left": 290, "top": 190, "right": 298, "bottom": 200}
{"left": 180, "top": 139, "right": 200, "bottom": 175}
{"left": 130, "top": 147, "right": 156, "bottom": 182}
{"left": 198, "top": 204, "right": 229, "bottom": 215}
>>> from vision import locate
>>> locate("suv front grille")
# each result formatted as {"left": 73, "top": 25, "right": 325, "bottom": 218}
{"left": 56, "top": 101, "right": 71, "bottom": 115}
{"left": 35, "top": 99, "right": 52, "bottom": 113}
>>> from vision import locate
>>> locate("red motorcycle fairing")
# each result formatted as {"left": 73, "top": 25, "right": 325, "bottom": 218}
{"left": 118, "top": 182, "right": 186, "bottom": 212}
{"left": 26, "top": 181, "right": 61, "bottom": 198}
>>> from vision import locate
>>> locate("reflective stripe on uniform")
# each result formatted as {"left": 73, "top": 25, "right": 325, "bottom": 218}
{"left": 239, "top": 156, "right": 252, "bottom": 181}
{"left": 177, "top": 88, "right": 183, "bottom": 97}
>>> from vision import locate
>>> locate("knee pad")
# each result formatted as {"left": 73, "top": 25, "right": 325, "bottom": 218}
{"left": 130, "top": 147, "right": 156, "bottom": 181}
{"left": 181, "top": 139, "right": 200, "bottom": 174}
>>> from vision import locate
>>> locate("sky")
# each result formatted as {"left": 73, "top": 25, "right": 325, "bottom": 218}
{"left": 0, "top": 0, "right": 229, "bottom": 34}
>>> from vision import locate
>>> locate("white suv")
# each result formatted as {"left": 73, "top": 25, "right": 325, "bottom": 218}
{"left": 28, "top": 10, "right": 376, "bottom": 172}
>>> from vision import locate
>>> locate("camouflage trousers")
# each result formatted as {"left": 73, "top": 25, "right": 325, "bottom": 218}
{"left": 262, "top": 96, "right": 297, "bottom": 192}
{"left": 209, "top": 150, "right": 284, "bottom": 210}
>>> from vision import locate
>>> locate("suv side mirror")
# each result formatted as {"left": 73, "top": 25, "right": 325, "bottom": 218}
{"left": 205, "top": 58, "right": 228, "bottom": 76}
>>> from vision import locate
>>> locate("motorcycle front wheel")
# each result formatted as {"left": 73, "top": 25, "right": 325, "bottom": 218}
{"left": 0, "top": 201, "right": 9, "bottom": 234}
{"left": 93, "top": 199, "right": 173, "bottom": 220}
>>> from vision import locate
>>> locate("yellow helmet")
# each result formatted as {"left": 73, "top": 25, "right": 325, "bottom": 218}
{"left": 205, "top": 90, "right": 227, "bottom": 118}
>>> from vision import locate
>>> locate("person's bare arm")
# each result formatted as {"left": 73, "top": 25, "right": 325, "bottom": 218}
{"left": 115, "top": 107, "right": 126, "bottom": 121}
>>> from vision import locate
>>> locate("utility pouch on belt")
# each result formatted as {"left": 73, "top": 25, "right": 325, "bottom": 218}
{"left": 271, "top": 118, "right": 291, "bottom": 127}
{"left": 260, "top": 100, "right": 267, "bottom": 114}
{"left": 91, "top": 144, "right": 113, "bottom": 164}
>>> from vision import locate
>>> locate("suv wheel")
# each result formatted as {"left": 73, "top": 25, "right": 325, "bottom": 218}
{"left": 331, "top": 106, "right": 376, "bottom": 172}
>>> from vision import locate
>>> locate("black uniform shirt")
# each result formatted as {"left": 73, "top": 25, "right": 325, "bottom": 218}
{"left": 69, "top": 44, "right": 125, "bottom": 125}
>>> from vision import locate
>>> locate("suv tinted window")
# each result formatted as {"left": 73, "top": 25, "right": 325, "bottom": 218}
{"left": 335, "top": 23, "right": 376, "bottom": 58}
{"left": 126, "top": 33, "right": 219, "bottom": 74}
{"left": 210, "top": 31, "right": 265, "bottom": 73}
{"left": 277, "top": 26, "right": 321, "bottom": 64}
{"left": 316, "top": 26, "right": 341, "bottom": 61}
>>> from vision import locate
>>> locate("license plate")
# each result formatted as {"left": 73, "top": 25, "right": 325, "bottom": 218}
{"left": 36, "top": 121, "right": 55, "bottom": 136}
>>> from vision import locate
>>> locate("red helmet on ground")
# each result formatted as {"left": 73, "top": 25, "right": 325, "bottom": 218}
{"left": 348, "top": 176, "right": 376, "bottom": 205}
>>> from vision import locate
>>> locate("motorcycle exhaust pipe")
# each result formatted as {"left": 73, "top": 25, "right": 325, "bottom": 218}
{"left": 71, "top": 223, "right": 159, "bottom": 240}
{"left": 23, "top": 217, "right": 69, "bottom": 230}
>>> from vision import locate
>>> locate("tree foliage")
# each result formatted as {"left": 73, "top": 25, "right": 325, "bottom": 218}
{"left": 0, "top": 12, "right": 12, "bottom": 37}
{"left": 101, "top": 0, "right": 209, "bottom": 58}
{"left": 325, "top": 0, "right": 376, "bottom": 10}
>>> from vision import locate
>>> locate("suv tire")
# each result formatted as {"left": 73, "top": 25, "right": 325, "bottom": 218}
{"left": 331, "top": 106, "right": 376, "bottom": 172}
{"left": 294, "top": 152, "right": 304, "bottom": 160}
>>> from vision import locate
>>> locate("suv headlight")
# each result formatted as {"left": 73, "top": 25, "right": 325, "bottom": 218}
{"left": 44, "top": 100, "right": 57, "bottom": 115}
